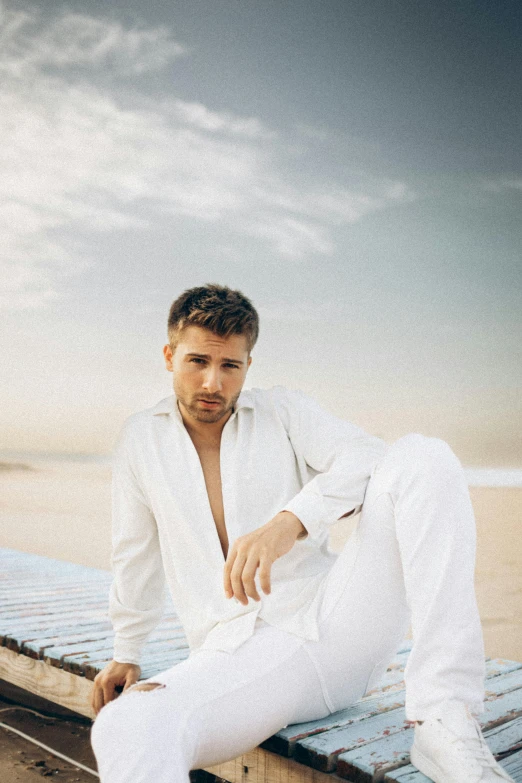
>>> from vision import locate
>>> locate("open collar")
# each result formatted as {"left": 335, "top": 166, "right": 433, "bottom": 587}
{"left": 151, "top": 389, "right": 254, "bottom": 422}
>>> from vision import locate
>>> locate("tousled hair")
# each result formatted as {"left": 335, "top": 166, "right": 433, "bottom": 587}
{"left": 167, "top": 284, "right": 259, "bottom": 353}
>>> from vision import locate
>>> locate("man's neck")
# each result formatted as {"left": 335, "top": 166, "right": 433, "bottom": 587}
{"left": 177, "top": 401, "right": 233, "bottom": 446}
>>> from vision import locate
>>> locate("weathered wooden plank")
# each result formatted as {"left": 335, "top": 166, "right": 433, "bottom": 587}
{"left": 0, "top": 645, "right": 95, "bottom": 720}
{"left": 21, "top": 630, "right": 116, "bottom": 659}
{"left": 381, "top": 716, "right": 522, "bottom": 781}
{"left": 264, "top": 658, "right": 522, "bottom": 759}
{"left": 269, "top": 656, "right": 521, "bottom": 758}
{"left": 290, "top": 660, "right": 522, "bottom": 769}
{"left": 263, "top": 690, "right": 406, "bottom": 758}
{"left": 336, "top": 687, "right": 522, "bottom": 782}
{"left": 33, "top": 627, "right": 187, "bottom": 663}
{"left": 0, "top": 585, "right": 109, "bottom": 606}
{"left": 205, "top": 747, "right": 343, "bottom": 783}
{"left": 0, "top": 574, "right": 110, "bottom": 587}
{"left": 44, "top": 641, "right": 189, "bottom": 675}
{"left": 80, "top": 647, "right": 190, "bottom": 679}
{"left": 0, "top": 612, "right": 179, "bottom": 646}
{"left": 2, "top": 620, "right": 112, "bottom": 651}
{"left": 262, "top": 648, "right": 414, "bottom": 758}
{"left": 20, "top": 624, "right": 185, "bottom": 659}
{"left": 0, "top": 592, "right": 110, "bottom": 610}
{"left": 503, "top": 749, "right": 522, "bottom": 783}
{"left": 0, "top": 645, "right": 188, "bottom": 721}
{"left": 0, "top": 599, "right": 111, "bottom": 620}
{"left": 0, "top": 598, "right": 109, "bottom": 616}
{"left": 384, "top": 719, "right": 522, "bottom": 781}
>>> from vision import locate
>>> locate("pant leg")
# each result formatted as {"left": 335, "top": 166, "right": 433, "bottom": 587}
{"left": 303, "top": 432, "right": 486, "bottom": 721}
{"left": 90, "top": 618, "right": 330, "bottom": 783}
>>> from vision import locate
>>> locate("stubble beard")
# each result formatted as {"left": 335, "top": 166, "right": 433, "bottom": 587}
{"left": 179, "top": 390, "right": 241, "bottom": 424}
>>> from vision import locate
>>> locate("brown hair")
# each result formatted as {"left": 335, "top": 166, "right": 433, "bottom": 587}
{"left": 167, "top": 284, "right": 259, "bottom": 353}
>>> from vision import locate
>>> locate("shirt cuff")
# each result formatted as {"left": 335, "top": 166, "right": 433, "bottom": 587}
{"left": 112, "top": 638, "right": 144, "bottom": 665}
{"left": 281, "top": 492, "right": 327, "bottom": 543}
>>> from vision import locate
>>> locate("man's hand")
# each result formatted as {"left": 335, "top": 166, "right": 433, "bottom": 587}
{"left": 91, "top": 660, "right": 141, "bottom": 716}
{"left": 223, "top": 511, "right": 306, "bottom": 605}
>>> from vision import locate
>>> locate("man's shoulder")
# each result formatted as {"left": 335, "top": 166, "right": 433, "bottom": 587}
{"left": 245, "top": 386, "right": 311, "bottom": 426}
{"left": 119, "top": 395, "right": 175, "bottom": 434}
{"left": 245, "top": 385, "right": 307, "bottom": 407}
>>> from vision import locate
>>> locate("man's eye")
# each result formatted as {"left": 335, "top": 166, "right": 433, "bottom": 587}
{"left": 190, "top": 358, "right": 205, "bottom": 364}
{"left": 224, "top": 363, "right": 239, "bottom": 369}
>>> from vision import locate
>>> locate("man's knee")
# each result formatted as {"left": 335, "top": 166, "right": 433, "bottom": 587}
{"left": 377, "top": 433, "right": 463, "bottom": 487}
{"left": 91, "top": 683, "right": 167, "bottom": 754}
{"left": 393, "top": 433, "right": 459, "bottom": 466}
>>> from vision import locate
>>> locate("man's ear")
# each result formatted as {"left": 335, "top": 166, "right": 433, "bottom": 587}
{"left": 163, "top": 344, "right": 174, "bottom": 371}
{"left": 247, "top": 355, "right": 253, "bottom": 369}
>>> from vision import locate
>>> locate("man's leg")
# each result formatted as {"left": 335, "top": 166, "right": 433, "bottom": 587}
{"left": 90, "top": 619, "right": 330, "bottom": 783}
{"left": 301, "top": 434, "right": 513, "bottom": 782}
{"left": 304, "top": 432, "right": 485, "bottom": 721}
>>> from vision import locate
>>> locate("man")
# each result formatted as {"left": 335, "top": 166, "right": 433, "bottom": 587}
{"left": 90, "top": 284, "right": 513, "bottom": 783}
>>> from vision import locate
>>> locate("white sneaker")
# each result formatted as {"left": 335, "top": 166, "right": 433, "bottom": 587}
{"left": 409, "top": 701, "right": 515, "bottom": 782}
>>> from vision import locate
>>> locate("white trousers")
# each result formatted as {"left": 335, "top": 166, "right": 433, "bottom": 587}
{"left": 91, "top": 433, "right": 486, "bottom": 783}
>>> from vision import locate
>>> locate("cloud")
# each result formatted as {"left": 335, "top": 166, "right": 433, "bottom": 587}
{"left": 245, "top": 217, "right": 334, "bottom": 258}
{"left": 173, "top": 100, "right": 275, "bottom": 140}
{"left": 480, "top": 178, "right": 522, "bottom": 194}
{"left": 0, "top": 5, "right": 186, "bottom": 76}
{"left": 0, "top": 2, "right": 415, "bottom": 310}
{"left": 499, "top": 179, "right": 522, "bottom": 192}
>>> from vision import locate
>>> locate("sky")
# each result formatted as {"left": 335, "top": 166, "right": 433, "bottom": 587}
{"left": 1, "top": 0, "right": 521, "bottom": 466}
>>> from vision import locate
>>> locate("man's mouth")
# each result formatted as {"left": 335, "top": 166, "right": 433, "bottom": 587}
{"left": 198, "top": 399, "right": 222, "bottom": 407}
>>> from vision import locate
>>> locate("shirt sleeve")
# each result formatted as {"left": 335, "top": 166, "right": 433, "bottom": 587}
{"left": 108, "top": 418, "right": 167, "bottom": 665}
{"left": 275, "top": 387, "right": 388, "bottom": 542}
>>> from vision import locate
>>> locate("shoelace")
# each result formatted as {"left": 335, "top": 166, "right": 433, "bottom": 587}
{"left": 444, "top": 718, "right": 511, "bottom": 779}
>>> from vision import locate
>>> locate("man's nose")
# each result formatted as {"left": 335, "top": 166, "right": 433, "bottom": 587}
{"left": 202, "top": 367, "right": 222, "bottom": 393}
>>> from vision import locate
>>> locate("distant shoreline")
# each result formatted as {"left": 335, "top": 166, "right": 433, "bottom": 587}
{"left": 0, "top": 461, "right": 37, "bottom": 472}
{"left": 0, "top": 453, "right": 521, "bottom": 486}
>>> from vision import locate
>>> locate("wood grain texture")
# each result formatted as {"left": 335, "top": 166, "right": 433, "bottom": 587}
{"left": 0, "top": 645, "right": 95, "bottom": 720}
{"left": 205, "top": 748, "right": 345, "bottom": 783}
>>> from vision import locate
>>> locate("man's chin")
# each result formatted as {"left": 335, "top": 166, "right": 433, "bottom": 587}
{"left": 189, "top": 402, "right": 228, "bottom": 423}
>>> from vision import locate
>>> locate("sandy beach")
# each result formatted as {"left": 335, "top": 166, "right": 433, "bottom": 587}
{"left": 0, "top": 457, "right": 521, "bottom": 781}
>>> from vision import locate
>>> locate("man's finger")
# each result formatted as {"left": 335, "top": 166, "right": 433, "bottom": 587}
{"left": 103, "top": 683, "right": 116, "bottom": 708}
{"left": 230, "top": 552, "right": 249, "bottom": 604}
{"left": 93, "top": 683, "right": 105, "bottom": 716}
{"left": 258, "top": 557, "right": 272, "bottom": 595}
{"left": 242, "top": 555, "right": 261, "bottom": 601}
{"left": 223, "top": 545, "right": 238, "bottom": 598}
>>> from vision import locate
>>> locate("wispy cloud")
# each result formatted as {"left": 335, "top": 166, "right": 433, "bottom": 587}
{"left": 0, "top": 2, "right": 415, "bottom": 310}
{"left": 480, "top": 178, "right": 522, "bottom": 194}
{"left": 495, "top": 179, "right": 522, "bottom": 192}
{"left": 0, "top": 5, "right": 186, "bottom": 76}
{"left": 172, "top": 100, "right": 275, "bottom": 140}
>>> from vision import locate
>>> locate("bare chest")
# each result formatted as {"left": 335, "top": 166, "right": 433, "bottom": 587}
{"left": 193, "top": 442, "right": 228, "bottom": 560}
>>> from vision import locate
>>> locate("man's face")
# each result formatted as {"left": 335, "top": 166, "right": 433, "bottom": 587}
{"left": 163, "top": 325, "right": 252, "bottom": 426}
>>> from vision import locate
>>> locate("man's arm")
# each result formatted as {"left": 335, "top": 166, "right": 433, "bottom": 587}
{"left": 278, "top": 387, "right": 387, "bottom": 542}
{"left": 223, "top": 387, "right": 387, "bottom": 604}
{"left": 91, "top": 420, "right": 167, "bottom": 714}
{"left": 108, "top": 419, "right": 167, "bottom": 664}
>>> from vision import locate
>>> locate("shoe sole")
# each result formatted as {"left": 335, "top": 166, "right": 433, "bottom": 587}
{"left": 410, "top": 743, "right": 446, "bottom": 783}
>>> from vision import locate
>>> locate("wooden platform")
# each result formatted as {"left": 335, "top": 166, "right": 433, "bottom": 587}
{"left": 1, "top": 547, "right": 522, "bottom": 782}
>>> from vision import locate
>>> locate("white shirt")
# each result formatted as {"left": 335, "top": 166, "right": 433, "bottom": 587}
{"left": 109, "top": 385, "right": 388, "bottom": 663}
